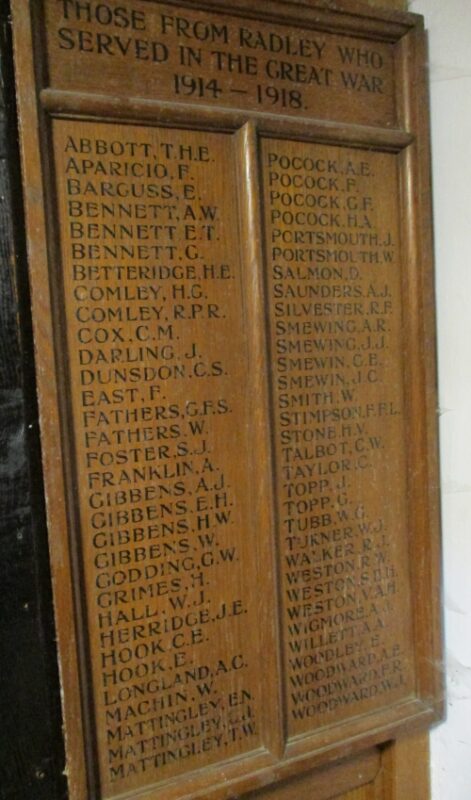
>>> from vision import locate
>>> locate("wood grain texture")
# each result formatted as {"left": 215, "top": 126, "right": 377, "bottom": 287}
{"left": 338, "top": 787, "right": 374, "bottom": 800}
{"left": 332, "top": 17, "right": 433, "bottom": 800}
{"left": 261, "top": 137, "right": 416, "bottom": 743}
{"left": 362, "top": 1, "right": 406, "bottom": 10}
{"left": 248, "top": 749, "right": 380, "bottom": 799}
{"left": 380, "top": 732, "right": 430, "bottom": 800}
{"left": 10, "top": 0, "right": 439, "bottom": 798}
{"left": 42, "top": 0, "right": 398, "bottom": 128}
{"left": 51, "top": 119, "right": 275, "bottom": 797}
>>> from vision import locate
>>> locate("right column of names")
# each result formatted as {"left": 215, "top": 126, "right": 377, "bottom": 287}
{"left": 261, "top": 139, "right": 416, "bottom": 737}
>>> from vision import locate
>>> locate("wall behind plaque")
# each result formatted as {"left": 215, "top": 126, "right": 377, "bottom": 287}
{"left": 408, "top": 1, "right": 471, "bottom": 798}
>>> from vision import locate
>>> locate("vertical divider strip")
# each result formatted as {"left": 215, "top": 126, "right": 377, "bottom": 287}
{"left": 396, "top": 32, "right": 425, "bottom": 701}
{"left": 235, "top": 121, "right": 286, "bottom": 758}
{"left": 396, "top": 25, "right": 443, "bottom": 710}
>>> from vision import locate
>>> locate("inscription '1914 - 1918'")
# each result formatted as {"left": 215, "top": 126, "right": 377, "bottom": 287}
{"left": 45, "top": 0, "right": 397, "bottom": 128}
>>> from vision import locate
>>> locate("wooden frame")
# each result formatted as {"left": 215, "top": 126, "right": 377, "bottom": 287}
{"left": 11, "top": 1, "right": 442, "bottom": 798}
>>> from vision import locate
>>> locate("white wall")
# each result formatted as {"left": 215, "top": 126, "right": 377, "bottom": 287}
{"left": 407, "top": 2, "right": 471, "bottom": 798}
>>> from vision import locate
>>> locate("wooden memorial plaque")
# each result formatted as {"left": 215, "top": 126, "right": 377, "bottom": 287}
{"left": 11, "top": 1, "right": 442, "bottom": 799}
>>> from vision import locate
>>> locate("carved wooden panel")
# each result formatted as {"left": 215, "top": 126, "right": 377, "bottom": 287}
{"left": 52, "top": 120, "right": 275, "bottom": 795}
{"left": 43, "top": 0, "right": 397, "bottom": 127}
{"left": 261, "top": 139, "right": 415, "bottom": 736}
{"left": 11, "top": 1, "right": 442, "bottom": 799}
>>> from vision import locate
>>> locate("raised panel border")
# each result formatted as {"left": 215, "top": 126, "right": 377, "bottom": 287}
{"left": 10, "top": 2, "right": 443, "bottom": 798}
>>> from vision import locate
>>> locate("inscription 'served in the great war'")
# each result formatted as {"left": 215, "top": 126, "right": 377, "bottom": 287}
{"left": 45, "top": 0, "right": 397, "bottom": 128}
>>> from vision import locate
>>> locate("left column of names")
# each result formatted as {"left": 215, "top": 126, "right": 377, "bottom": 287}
{"left": 52, "top": 120, "right": 263, "bottom": 796}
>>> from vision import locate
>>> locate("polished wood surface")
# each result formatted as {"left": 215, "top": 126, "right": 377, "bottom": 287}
{"left": 42, "top": 0, "right": 398, "bottom": 128}
{"left": 10, "top": 0, "right": 440, "bottom": 798}
{"left": 262, "top": 139, "right": 415, "bottom": 740}
{"left": 52, "top": 120, "right": 275, "bottom": 795}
